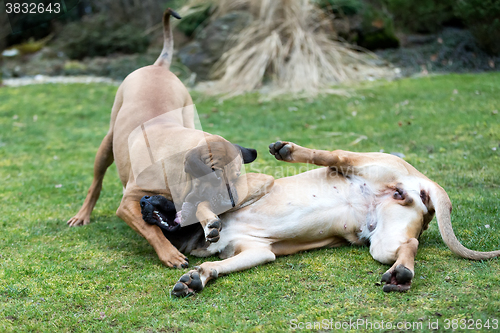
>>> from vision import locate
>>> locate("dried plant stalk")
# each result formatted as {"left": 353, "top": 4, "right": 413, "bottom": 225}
{"left": 182, "top": 0, "right": 394, "bottom": 98}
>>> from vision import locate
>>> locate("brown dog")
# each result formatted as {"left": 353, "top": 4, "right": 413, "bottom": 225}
{"left": 67, "top": 9, "right": 257, "bottom": 268}
{"left": 171, "top": 141, "right": 500, "bottom": 296}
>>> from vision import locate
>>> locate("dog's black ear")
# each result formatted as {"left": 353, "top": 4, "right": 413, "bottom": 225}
{"left": 234, "top": 144, "right": 257, "bottom": 164}
{"left": 184, "top": 147, "right": 214, "bottom": 178}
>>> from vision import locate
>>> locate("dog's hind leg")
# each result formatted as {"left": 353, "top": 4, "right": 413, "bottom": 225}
{"left": 67, "top": 131, "right": 114, "bottom": 226}
{"left": 171, "top": 246, "right": 275, "bottom": 297}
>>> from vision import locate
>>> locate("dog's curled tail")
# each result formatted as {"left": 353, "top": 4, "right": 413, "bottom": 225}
{"left": 431, "top": 184, "right": 500, "bottom": 260}
{"left": 154, "top": 8, "right": 182, "bottom": 69}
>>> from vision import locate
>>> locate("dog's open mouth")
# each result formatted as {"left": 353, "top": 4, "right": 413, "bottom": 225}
{"left": 140, "top": 195, "right": 180, "bottom": 232}
{"left": 154, "top": 209, "right": 180, "bottom": 232}
{"left": 152, "top": 210, "right": 177, "bottom": 229}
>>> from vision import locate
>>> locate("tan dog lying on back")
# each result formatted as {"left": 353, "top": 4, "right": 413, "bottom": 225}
{"left": 169, "top": 141, "right": 500, "bottom": 296}
{"left": 67, "top": 9, "right": 257, "bottom": 268}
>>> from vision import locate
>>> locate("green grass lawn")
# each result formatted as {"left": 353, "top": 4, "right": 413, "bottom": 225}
{"left": 1, "top": 73, "right": 499, "bottom": 332}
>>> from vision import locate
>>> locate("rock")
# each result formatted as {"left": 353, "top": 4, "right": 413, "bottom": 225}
{"left": 2, "top": 49, "right": 20, "bottom": 57}
{"left": 177, "top": 41, "right": 213, "bottom": 80}
{"left": 198, "top": 11, "right": 253, "bottom": 60}
{"left": 178, "top": 11, "right": 253, "bottom": 80}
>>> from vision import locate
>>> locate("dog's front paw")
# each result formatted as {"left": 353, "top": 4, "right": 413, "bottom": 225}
{"left": 205, "top": 218, "right": 222, "bottom": 243}
{"left": 67, "top": 211, "right": 91, "bottom": 227}
{"left": 269, "top": 141, "right": 293, "bottom": 161}
{"left": 171, "top": 266, "right": 218, "bottom": 297}
{"left": 172, "top": 269, "right": 204, "bottom": 297}
{"left": 381, "top": 264, "right": 413, "bottom": 292}
{"left": 162, "top": 255, "right": 189, "bottom": 269}
{"left": 158, "top": 247, "right": 189, "bottom": 269}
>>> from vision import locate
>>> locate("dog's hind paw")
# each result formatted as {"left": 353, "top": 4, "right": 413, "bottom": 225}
{"left": 381, "top": 264, "right": 413, "bottom": 292}
{"left": 269, "top": 141, "right": 293, "bottom": 161}
{"left": 205, "top": 218, "right": 222, "bottom": 243}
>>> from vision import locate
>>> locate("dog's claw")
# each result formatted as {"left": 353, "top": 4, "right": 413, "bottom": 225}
{"left": 67, "top": 215, "right": 91, "bottom": 227}
{"left": 381, "top": 264, "right": 413, "bottom": 293}
{"left": 161, "top": 251, "right": 189, "bottom": 269}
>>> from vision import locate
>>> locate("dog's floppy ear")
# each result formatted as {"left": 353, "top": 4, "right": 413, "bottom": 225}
{"left": 184, "top": 147, "right": 214, "bottom": 179}
{"left": 234, "top": 144, "right": 257, "bottom": 164}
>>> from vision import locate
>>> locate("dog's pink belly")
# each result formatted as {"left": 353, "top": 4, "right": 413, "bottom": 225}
{"left": 271, "top": 237, "right": 349, "bottom": 256}
{"left": 221, "top": 189, "right": 371, "bottom": 247}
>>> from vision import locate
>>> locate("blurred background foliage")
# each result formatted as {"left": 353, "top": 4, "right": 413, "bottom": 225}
{"left": 1, "top": 0, "right": 499, "bottom": 84}
{"left": 57, "top": 15, "right": 150, "bottom": 60}
{"left": 381, "top": 0, "right": 456, "bottom": 33}
{"left": 454, "top": 0, "right": 500, "bottom": 55}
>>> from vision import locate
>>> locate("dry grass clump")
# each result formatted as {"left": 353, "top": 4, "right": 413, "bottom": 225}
{"left": 181, "top": 0, "right": 395, "bottom": 98}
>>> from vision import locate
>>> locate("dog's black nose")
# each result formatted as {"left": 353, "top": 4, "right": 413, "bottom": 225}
{"left": 140, "top": 196, "right": 151, "bottom": 209}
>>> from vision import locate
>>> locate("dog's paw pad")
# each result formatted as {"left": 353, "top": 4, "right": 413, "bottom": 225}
{"left": 381, "top": 265, "right": 413, "bottom": 292}
{"left": 171, "top": 282, "right": 191, "bottom": 297}
{"left": 206, "top": 229, "right": 220, "bottom": 243}
{"left": 207, "top": 219, "right": 221, "bottom": 231}
{"left": 269, "top": 141, "right": 292, "bottom": 161}
{"left": 171, "top": 270, "right": 204, "bottom": 297}
{"left": 205, "top": 218, "right": 222, "bottom": 243}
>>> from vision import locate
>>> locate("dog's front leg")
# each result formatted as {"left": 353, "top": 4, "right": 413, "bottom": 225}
{"left": 379, "top": 238, "right": 419, "bottom": 292}
{"left": 195, "top": 201, "right": 222, "bottom": 243}
{"left": 171, "top": 246, "right": 275, "bottom": 297}
{"left": 269, "top": 141, "right": 356, "bottom": 167}
{"left": 117, "top": 196, "right": 189, "bottom": 268}
{"left": 68, "top": 132, "right": 114, "bottom": 226}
